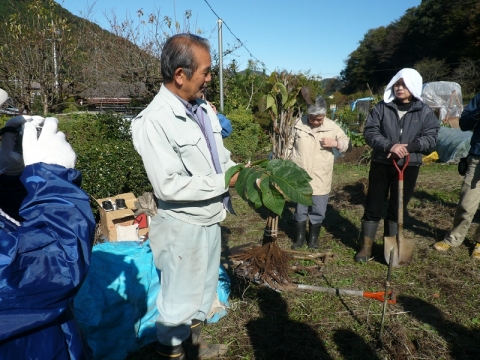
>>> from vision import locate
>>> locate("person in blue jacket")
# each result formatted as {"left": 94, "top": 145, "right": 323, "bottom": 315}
{"left": 202, "top": 94, "right": 233, "bottom": 138}
{"left": 0, "top": 97, "right": 95, "bottom": 360}
{"left": 434, "top": 93, "right": 480, "bottom": 259}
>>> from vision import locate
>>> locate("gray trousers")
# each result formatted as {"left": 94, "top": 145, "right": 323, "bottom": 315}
{"left": 149, "top": 209, "right": 221, "bottom": 346}
{"left": 444, "top": 155, "right": 480, "bottom": 246}
{"left": 294, "top": 194, "right": 329, "bottom": 225}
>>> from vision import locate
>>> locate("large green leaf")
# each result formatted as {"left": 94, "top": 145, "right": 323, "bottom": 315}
{"left": 259, "top": 178, "right": 285, "bottom": 216}
{"left": 225, "top": 164, "right": 244, "bottom": 188}
{"left": 234, "top": 166, "right": 253, "bottom": 201}
{"left": 266, "top": 94, "right": 275, "bottom": 111}
{"left": 285, "top": 96, "right": 297, "bottom": 108}
{"left": 265, "top": 159, "right": 283, "bottom": 171}
{"left": 245, "top": 170, "right": 263, "bottom": 208}
{"left": 269, "top": 160, "right": 313, "bottom": 206}
{"left": 277, "top": 83, "right": 288, "bottom": 105}
{"left": 251, "top": 158, "right": 269, "bottom": 167}
{"left": 271, "top": 103, "right": 278, "bottom": 117}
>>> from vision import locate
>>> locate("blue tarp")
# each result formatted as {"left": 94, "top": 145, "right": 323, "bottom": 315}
{"left": 435, "top": 126, "right": 472, "bottom": 163}
{"left": 351, "top": 97, "right": 374, "bottom": 111}
{"left": 74, "top": 240, "right": 230, "bottom": 360}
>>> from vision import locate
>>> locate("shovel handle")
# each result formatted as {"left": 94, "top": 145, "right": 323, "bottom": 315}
{"left": 363, "top": 290, "right": 396, "bottom": 304}
{"left": 392, "top": 154, "right": 410, "bottom": 181}
{"left": 393, "top": 154, "right": 410, "bottom": 180}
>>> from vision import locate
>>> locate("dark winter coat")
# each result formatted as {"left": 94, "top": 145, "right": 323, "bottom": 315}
{"left": 364, "top": 99, "right": 439, "bottom": 166}
{"left": 460, "top": 93, "right": 480, "bottom": 156}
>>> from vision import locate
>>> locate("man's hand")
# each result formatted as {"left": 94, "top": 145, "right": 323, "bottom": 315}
{"left": 388, "top": 143, "right": 409, "bottom": 158}
{"left": 320, "top": 137, "right": 338, "bottom": 149}
{"left": 23, "top": 117, "right": 76, "bottom": 169}
{"left": 229, "top": 172, "right": 239, "bottom": 187}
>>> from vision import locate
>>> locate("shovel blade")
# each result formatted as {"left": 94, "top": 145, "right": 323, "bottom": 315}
{"left": 384, "top": 235, "right": 414, "bottom": 267}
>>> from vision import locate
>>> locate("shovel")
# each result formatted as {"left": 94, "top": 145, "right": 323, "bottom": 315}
{"left": 384, "top": 154, "right": 414, "bottom": 267}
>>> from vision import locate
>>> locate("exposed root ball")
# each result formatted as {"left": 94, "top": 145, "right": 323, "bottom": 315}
{"left": 230, "top": 240, "right": 291, "bottom": 290}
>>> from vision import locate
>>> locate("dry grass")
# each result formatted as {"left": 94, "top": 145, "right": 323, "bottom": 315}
{"left": 126, "top": 152, "right": 480, "bottom": 360}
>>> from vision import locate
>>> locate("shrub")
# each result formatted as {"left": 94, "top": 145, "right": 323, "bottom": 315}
{"left": 336, "top": 107, "right": 366, "bottom": 133}
{"left": 59, "top": 113, "right": 152, "bottom": 216}
{"left": 223, "top": 108, "right": 269, "bottom": 162}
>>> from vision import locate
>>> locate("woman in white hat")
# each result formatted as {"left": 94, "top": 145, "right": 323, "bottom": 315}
{"left": 355, "top": 68, "right": 439, "bottom": 263}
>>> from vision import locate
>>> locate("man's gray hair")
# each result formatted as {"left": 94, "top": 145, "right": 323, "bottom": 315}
{"left": 161, "top": 34, "right": 210, "bottom": 83}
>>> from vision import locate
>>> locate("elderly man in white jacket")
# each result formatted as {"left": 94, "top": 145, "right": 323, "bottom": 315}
{"left": 131, "top": 34, "right": 236, "bottom": 360}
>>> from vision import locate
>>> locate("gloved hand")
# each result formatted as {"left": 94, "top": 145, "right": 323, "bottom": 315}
{"left": 23, "top": 117, "right": 76, "bottom": 169}
{"left": 0, "top": 115, "right": 44, "bottom": 175}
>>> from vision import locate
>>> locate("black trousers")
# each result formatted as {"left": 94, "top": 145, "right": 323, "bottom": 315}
{"left": 363, "top": 161, "right": 420, "bottom": 223}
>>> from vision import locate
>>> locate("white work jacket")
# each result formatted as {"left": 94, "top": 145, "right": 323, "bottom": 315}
{"left": 131, "top": 85, "right": 236, "bottom": 225}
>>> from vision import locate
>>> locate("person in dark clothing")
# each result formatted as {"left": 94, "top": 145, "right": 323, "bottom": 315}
{"left": 434, "top": 93, "right": 480, "bottom": 259}
{"left": 355, "top": 68, "right": 440, "bottom": 263}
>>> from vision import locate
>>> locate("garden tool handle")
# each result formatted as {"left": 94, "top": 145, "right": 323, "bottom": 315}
{"left": 363, "top": 291, "right": 396, "bottom": 304}
{"left": 392, "top": 153, "right": 410, "bottom": 180}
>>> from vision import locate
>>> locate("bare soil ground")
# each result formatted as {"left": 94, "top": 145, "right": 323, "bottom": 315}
{"left": 127, "top": 147, "right": 480, "bottom": 360}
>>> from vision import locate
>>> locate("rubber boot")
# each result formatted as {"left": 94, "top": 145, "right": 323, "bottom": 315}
{"left": 384, "top": 219, "right": 398, "bottom": 237}
{"left": 354, "top": 221, "right": 379, "bottom": 263}
{"left": 307, "top": 222, "right": 322, "bottom": 249}
{"left": 291, "top": 221, "right": 307, "bottom": 249}
{"left": 185, "top": 319, "right": 228, "bottom": 359}
{"left": 156, "top": 343, "right": 186, "bottom": 360}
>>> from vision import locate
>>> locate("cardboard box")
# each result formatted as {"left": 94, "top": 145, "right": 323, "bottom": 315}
{"left": 96, "top": 193, "right": 149, "bottom": 241}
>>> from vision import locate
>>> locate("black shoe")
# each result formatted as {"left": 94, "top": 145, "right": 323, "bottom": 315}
{"left": 102, "top": 200, "right": 113, "bottom": 211}
{"left": 115, "top": 198, "right": 127, "bottom": 209}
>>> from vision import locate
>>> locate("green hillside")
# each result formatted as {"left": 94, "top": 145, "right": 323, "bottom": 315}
{"left": 0, "top": 0, "right": 161, "bottom": 114}
{"left": 341, "top": 0, "right": 480, "bottom": 96}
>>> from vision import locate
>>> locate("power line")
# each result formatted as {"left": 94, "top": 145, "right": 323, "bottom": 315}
{"left": 202, "top": 0, "right": 269, "bottom": 72}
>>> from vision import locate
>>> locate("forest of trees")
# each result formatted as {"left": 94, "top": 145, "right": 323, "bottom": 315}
{"left": 341, "top": 0, "right": 480, "bottom": 97}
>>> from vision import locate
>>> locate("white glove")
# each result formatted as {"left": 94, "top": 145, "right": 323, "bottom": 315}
{"left": 23, "top": 117, "right": 76, "bottom": 169}
{"left": 0, "top": 115, "right": 44, "bottom": 175}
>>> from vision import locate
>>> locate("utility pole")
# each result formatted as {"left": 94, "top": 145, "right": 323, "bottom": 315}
{"left": 217, "top": 19, "right": 224, "bottom": 112}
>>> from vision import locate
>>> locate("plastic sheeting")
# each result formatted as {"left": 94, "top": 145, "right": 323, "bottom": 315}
{"left": 74, "top": 240, "right": 230, "bottom": 360}
{"left": 422, "top": 82, "right": 463, "bottom": 121}
{"left": 351, "top": 97, "right": 374, "bottom": 112}
{"left": 435, "top": 126, "right": 472, "bottom": 163}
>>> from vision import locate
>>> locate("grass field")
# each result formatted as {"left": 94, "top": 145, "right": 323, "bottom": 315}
{"left": 127, "top": 159, "right": 480, "bottom": 360}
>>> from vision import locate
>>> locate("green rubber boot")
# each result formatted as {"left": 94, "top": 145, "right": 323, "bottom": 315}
{"left": 354, "top": 221, "right": 379, "bottom": 263}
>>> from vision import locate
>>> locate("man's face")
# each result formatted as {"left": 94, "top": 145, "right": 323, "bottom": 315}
{"left": 181, "top": 46, "right": 212, "bottom": 102}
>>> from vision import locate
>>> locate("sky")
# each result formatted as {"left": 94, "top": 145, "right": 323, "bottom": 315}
{"left": 55, "top": 0, "right": 422, "bottom": 79}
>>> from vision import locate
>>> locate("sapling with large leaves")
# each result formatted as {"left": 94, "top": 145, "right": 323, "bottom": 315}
{"left": 225, "top": 71, "right": 314, "bottom": 289}
{"left": 225, "top": 159, "right": 312, "bottom": 289}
